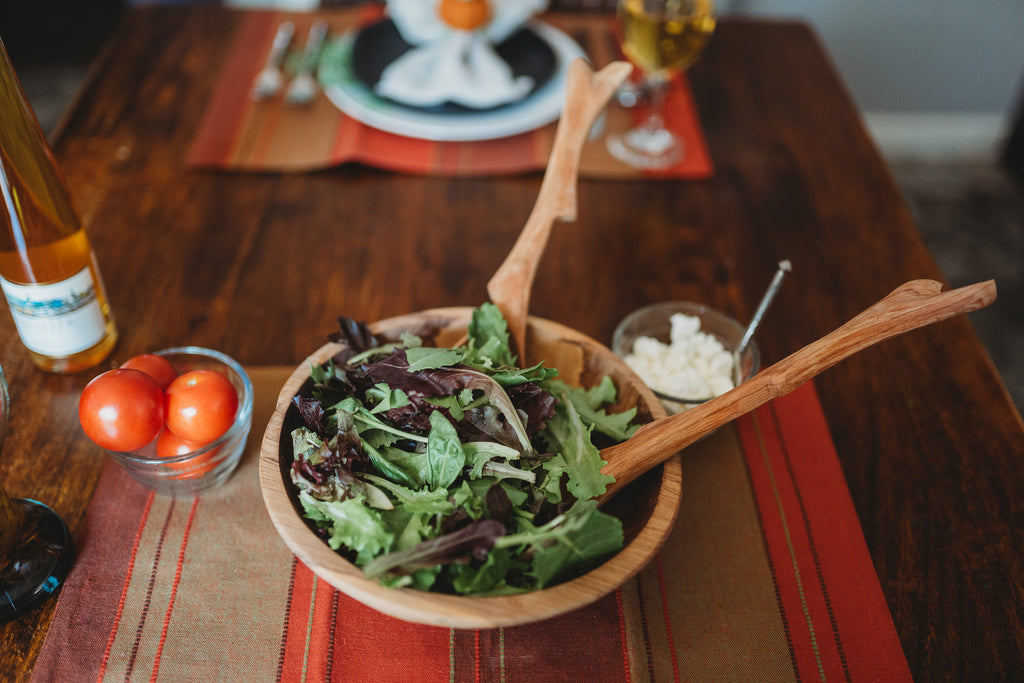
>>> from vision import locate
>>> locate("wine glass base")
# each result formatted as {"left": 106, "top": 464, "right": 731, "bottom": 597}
{"left": 606, "top": 127, "right": 684, "bottom": 170}
{"left": 1, "top": 498, "right": 74, "bottom": 622}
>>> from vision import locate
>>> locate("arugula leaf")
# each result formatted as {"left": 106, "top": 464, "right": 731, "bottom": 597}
{"left": 366, "top": 383, "right": 410, "bottom": 414}
{"left": 548, "top": 376, "right": 639, "bottom": 442}
{"left": 465, "top": 302, "right": 515, "bottom": 368}
{"left": 309, "top": 359, "right": 338, "bottom": 386}
{"left": 526, "top": 501, "right": 624, "bottom": 588}
{"left": 362, "top": 473, "right": 454, "bottom": 521}
{"left": 539, "top": 383, "right": 614, "bottom": 501}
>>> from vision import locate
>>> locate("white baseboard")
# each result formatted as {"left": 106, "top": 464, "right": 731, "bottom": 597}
{"left": 863, "top": 112, "right": 1007, "bottom": 163}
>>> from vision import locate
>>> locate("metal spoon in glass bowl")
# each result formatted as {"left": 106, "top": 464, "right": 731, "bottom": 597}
{"left": 733, "top": 259, "right": 792, "bottom": 385}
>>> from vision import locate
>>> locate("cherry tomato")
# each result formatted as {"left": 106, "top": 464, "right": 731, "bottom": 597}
{"left": 121, "top": 353, "right": 177, "bottom": 390}
{"left": 155, "top": 428, "right": 204, "bottom": 458}
{"left": 164, "top": 369, "right": 238, "bottom": 445}
{"left": 155, "top": 429, "right": 219, "bottom": 479}
{"left": 79, "top": 369, "right": 165, "bottom": 452}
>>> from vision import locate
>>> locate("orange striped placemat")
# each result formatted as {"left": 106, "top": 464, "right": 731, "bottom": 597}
{"left": 185, "top": 10, "right": 714, "bottom": 179}
{"left": 31, "top": 368, "right": 910, "bottom": 681}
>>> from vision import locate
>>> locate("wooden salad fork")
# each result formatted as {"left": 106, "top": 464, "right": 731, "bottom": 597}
{"left": 484, "top": 58, "right": 633, "bottom": 358}
{"left": 597, "top": 278, "right": 997, "bottom": 502}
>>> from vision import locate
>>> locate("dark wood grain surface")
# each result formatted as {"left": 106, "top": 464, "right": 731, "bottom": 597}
{"left": 2, "top": 6, "right": 1022, "bottom": 681}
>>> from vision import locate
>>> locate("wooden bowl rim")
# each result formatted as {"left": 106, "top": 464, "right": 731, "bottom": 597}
{"left": 258, "top": 307, "right": 682, "bottom": 628}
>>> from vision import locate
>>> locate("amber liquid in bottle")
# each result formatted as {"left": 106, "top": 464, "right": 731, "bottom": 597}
{"left": 0, "top": 40, "right": 117, "bottom": 373}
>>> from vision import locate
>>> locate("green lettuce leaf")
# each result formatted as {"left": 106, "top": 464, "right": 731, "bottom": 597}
{"left": 298, "top": 492, "right": 394, "bottom": 565}
{"left": 539, "top": 384, "right": 614, "bottom": 500}
{"left": 527, "top": 501, "right": 624, "bottom": 588}
{"left": 405, "top": 346, "right": 464, "bottom": 372}
{"left": 549, "top": 376, "right": 639, "bottom": 442}
{"left": 424, "top": 411, "right": 466, "bottom": 490}
{"left": 464, "top": 302, "right": 516, "bottom": 368}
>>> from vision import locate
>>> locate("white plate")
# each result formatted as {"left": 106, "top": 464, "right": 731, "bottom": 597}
{"left": 319, "top": 21, "right": 587, "bottom": 142}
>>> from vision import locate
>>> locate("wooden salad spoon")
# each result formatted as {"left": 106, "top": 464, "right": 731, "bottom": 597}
{"left": 485, "top": 58, "right": 633, "bottom": 358}
{"left": 598, "top": 278, "right": 998, "bottom": 503}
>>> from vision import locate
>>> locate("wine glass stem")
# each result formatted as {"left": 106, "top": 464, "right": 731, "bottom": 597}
{"left": 644, "top": 75, "right": 669, "bottom": 131}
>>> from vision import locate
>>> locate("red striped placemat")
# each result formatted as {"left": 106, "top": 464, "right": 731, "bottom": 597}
{"left": 31, "top": 368, "right": 910, "bottom": 682}
{"left": 185, "top": 10, "right": 714, "bottom": 179}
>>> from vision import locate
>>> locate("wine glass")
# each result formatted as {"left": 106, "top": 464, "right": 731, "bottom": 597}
{"left": 0, "top": 365, "right": 74, "bottom": 622}
{"left": 606, "top": 0, "right": 717, "bottom": 169}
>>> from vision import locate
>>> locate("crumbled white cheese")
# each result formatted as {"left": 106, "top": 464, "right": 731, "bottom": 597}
{"left": 624, "top": 313, "right": 735, "bottom": 410}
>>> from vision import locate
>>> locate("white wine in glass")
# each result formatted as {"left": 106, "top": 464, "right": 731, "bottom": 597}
{"left": 606, "top": 0, "right": 716, "bottom": 169}
{"left": 0, "top": 366, "right": 74, "bottom": 621}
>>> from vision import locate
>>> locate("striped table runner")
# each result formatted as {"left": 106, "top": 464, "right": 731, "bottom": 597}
{"left": 31, "top": 368, "right": 910, "bottom": 682}
{"left": 185, "top": 10, "right": 714, "bottom": 179}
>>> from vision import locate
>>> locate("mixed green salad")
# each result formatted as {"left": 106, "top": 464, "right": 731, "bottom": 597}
{"left": 288, "top": 304, "right": 640, "bottom": 595}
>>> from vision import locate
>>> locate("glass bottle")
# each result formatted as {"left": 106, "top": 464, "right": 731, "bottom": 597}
{"left": 0, "top": 39, "right": 117, "bottom": 373}
{"left": 0, "top": 364, "right": 74, "bottom": 622}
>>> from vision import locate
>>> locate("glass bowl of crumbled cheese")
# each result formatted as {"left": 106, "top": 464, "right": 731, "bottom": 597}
{"left": 612, "top": 302, "right": 761, "bottom": 415}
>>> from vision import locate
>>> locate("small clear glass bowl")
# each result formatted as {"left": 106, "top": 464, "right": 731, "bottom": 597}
{"left": 105, "top": 347, "right": 253, "bottom": 497}
{"left": 612, "top": 302, "right": 761, "bottom": 415}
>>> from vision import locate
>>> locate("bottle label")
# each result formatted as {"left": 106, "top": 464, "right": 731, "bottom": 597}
{"left": 1, "top": 266, "right": 107, "bottom": 356}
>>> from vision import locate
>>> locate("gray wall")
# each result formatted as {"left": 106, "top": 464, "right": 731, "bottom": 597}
{"left": 722, "top": 0, "right": 1024, "bottom": 119}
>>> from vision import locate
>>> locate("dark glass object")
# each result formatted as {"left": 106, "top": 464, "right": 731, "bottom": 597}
{"left": 0, "top": 367, "right": 74, "bottom": 621}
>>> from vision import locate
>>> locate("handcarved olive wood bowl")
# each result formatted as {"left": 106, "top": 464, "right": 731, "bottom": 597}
{"left": 259, "top": 307, "right": 682, "bottom": 628}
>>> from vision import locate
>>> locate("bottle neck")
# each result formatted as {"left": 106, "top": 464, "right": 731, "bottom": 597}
{"left": 0, "top": 40, "right": 83, "bottom": 254}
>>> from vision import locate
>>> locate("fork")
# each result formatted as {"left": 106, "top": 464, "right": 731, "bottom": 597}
{"left": 250, "top": 21, "right": 295, "bottom": 102}
{"left": 285, "top": 20, "right": 328, "bottom": 107}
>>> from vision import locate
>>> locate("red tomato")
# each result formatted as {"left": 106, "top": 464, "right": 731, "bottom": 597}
{"left": 121, "top": 353, "right": 177, "bottom": 390}
{"left": 155, "top": 429, "right": 219, "bottom": 479}
{"left": 164, "top": 369, "right": 238, "bottom": 445}
{"left": 155, "top": 428, "right": 204, "bottom": 458}
{"left": 79, "top": 369, "right": 165, "bottom": 452}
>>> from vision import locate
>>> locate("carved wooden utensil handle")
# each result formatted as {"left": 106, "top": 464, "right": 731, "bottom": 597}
{"left": 486, "top": 58, "right": 632, "bottom": 358}
{"left": 599, "top": 279, "right": 998, "bottom": 503}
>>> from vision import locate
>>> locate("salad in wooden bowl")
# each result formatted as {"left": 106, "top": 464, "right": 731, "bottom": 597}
{"left": 259, "top": 305, "right": 682, "bottom": 628}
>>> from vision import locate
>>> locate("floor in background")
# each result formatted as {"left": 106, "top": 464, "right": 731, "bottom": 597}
{"left": 887, "top": 158, "right": 1024, "bottom": 413}
{"left": 14, "top": 64, "right": 1024, "bottom": 415}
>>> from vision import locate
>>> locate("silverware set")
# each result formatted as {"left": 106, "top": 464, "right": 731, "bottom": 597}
{"left": 250, "top": 20, "right": 328, "bottom": 105}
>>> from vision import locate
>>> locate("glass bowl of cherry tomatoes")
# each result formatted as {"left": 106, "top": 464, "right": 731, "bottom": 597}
{"left": 78, "top": 347, "right": 253, "bottom": 496}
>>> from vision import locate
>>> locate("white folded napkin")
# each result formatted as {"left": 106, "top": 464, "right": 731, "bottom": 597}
{"left": 378, "top": 0, "right": 550, "bottom": 109}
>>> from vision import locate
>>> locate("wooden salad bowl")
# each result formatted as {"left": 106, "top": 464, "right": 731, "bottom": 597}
{"left": 259, "top": 307, "right": 682, "bottom": 628}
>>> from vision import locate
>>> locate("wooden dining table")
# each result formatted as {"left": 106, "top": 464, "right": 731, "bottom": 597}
{"left": 2, "top": 4, "right": 1022, "bottom": 682}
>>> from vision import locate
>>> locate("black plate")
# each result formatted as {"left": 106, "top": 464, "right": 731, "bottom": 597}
{"left": 350, "top": 19, "right": 557, "bottom": 114}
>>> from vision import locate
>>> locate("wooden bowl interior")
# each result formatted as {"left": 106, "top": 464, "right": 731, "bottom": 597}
{"left": 259, "top": 307, "right": 682, "bottom": 628}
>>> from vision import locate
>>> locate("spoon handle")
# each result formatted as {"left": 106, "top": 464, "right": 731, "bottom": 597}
{"left": 487, "top": 59, "right": 632, "bottom": 358}
{"left": 599, "top": 278, "right": 997, "bottom": 502}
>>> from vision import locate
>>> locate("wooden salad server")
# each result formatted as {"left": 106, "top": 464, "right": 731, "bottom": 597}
{"left": 598, "top": 278, "right": 998, "bottom": 503}
{"left": 485, "top": 58, "right": 633, "bottom": 358}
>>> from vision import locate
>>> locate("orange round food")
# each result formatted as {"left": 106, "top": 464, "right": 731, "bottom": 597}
{"left": 164, "top": 369, "right": 238, "bottom": 445}
{"left": 438, "top": 0, "right": 491, "bottom": 31}
{"left": 156, "top": 429, "right": 219, "bottom": 479}
{"left": 121, "top": 353, "right": 177, "bottom": 390}
{"left": 79, "top": 369, "right": 165, "bottom": 452}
